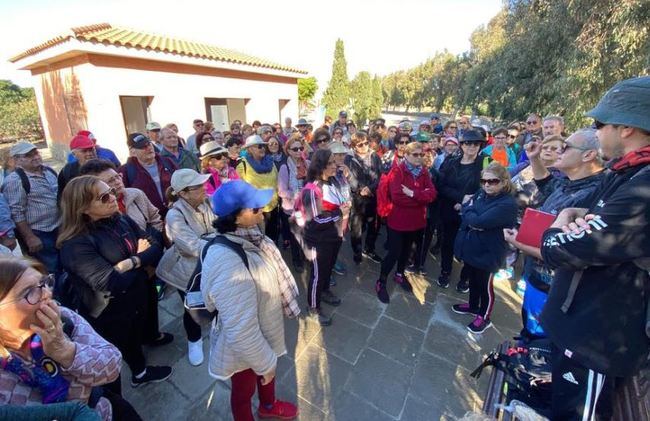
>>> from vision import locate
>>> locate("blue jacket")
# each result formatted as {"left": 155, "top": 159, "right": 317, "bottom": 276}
{"left": 67, "top": 146, "right": 121, "bottom": 167}
{"left": 454, "top": 190, "right": 517, "bottom": 272}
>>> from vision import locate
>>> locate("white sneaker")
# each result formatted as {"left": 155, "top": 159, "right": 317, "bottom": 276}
{"left": 187, "top": 339, "right": 204, "bottom": 366}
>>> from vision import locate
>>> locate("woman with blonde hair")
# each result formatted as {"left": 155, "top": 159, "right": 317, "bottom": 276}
{"left": 57, "top": 176, "right": 172, "bottom": 392}
{"left": 199, "top": 141, "right": 239, "bottom": 196}
{"left": 452, "top": 162, "right": 517, "bottom": 333}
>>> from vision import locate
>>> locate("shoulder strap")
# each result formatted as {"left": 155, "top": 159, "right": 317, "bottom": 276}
{"left": 160, "top": 156, "right": 175, "bottom": 174}
{"left": 43, "top": 166, "right": 57, "bottom": 178}
{"left": 13, "top": 167, "right": 30, "bottom": 194}
{"left": 202, "top": 235, "right": 249, "bottom": 269}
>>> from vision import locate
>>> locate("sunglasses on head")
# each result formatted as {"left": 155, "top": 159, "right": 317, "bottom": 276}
{"left": 480, "top": 178, "right": 501, "bottom": 186}
{"left": 290, "top": 146, "right": 305, "bottom": 152}
{"left": 97, "top": 188, "right": 117, "bottom": 204}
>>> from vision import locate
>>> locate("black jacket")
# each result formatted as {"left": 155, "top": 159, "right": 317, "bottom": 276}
{"left": 540, "top": 163, "right": 650, "bottom": 376}
{"left": 454, "top": 191, "right": 517, "bottom": 272}
{"left": 437, "top": 153, "right": 487, "bottom": 222}
{"left": 345, "top": 153, "right": 382, "bottom": 201}
{"left": 60, "top": 214, "right": 163, "bottom": 319}
{"left": 57, "top": 161, "right": 80, "bottom": 201}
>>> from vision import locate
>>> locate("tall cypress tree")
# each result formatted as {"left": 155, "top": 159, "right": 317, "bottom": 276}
{"left": 322, "top": 39, "right": 350, "bottom": 117}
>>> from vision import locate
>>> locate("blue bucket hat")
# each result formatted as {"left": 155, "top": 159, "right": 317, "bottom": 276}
{"left": 212, "top": 180, "right": 273, "bottom": 218}
{"left": 586, "top": 76, "right": 650, "bottom": 132}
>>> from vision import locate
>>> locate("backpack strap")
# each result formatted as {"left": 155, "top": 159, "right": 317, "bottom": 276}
{"left": 13, "top": 167, "right": 31, "bottom": 194}
{"left": 202, "top": 235, "right": 249, "bottom": 269}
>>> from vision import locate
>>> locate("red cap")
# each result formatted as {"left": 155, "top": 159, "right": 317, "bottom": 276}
{"left": 70, "top": 135, "right": 95, "bottom": 150}
{"left": 77, "top": 130, "right": 96, "bottom": 142}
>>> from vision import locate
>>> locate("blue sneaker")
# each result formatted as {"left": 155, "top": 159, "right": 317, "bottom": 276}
{"left": 333, "top": 261, "right": 347, "bottom": 275}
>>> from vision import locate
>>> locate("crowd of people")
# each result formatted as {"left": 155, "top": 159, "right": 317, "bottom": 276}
{"left": 0, "top": 75, "right": 648, "bottom": 421}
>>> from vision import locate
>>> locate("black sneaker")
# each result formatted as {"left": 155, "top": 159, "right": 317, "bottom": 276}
{"left": 362, "top": 250, "right": 383, "bottom": 263}
{"left": 145, "top": 332, "right": 174, "bottom": 347}
{"left": 418, "top": 267, "right": 427, "bottom": 276}
{"left": 404, "top": 265, "right": 417, "bottom": 274}
{"left": 451, "top": 303, "right": 479, "bottom": 315}
{"left": 321, "top": 290, "right": 341, "bottom": 307}
{"left": 375, "top": 280, "right": 390, "bottom": 304}
{"left": 437, "top": 273, "right": 450, "bottom": 288}
{"left": 467, "top": 315, "right": 492, "bottom": 334}
{"left": 306, "top": 308, "right": 332, "bottom": 326}
{"left": 394, "top": 273, "right": 413, "bottom": 292}
{"left": 131, "top": 366, "right": 173, "bottom": 388}
{"left": 456, "top": 280, "right": 469, "bottom": 294}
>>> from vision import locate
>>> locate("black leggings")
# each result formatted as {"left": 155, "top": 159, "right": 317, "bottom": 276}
{"left": 349, "top": 197, "right": 379, "bottom": 256}
{"left": 306, "top": 239, "right": 342, "bottom": 309}
{"left": 465, "top": 263, "right": 495, "bottom": 319}
{"left": 263, "top": 207, "right": 279, "bottom": 243}
{"left": 380, "top": 228, "right": 423, "bottom": 281}
{"left": 440, "top": 217, "right": 461, "bottom": 274}
{"left": 415, "top": 217, "right": 437, "bottom": 267}
{"left": 177, "top": 290, "right": 202, "bottom": 343}
{"left": 280, "top": 210, "right": 304, "bottom": 265}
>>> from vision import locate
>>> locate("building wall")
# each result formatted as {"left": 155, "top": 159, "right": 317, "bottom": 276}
{"left": 30, "top": 54, "right": 299, "bottom": 162}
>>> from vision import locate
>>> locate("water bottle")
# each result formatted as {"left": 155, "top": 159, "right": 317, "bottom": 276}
{"left": 516, "top": 279, "right": 527, "bottom": 297}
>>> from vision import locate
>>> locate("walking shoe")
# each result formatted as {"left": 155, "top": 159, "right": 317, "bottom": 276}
{"left": 456, "top": 280, "right": 469, "bottom": 294}
{"left": 145, "top": 332, "right": 174, "bottom": 347}
{"left": 187, "top": 339, "right": 204, "bottom": 366}
{"left": 333, "top": 261, "right": 347, "bottom": 275}
{"left": 375, "top": 280, "right": 390, "bottom": 304}
{"left": 353, "top": 253, "right": 362, "bottom": 264}
{"left": 258, "top": 400, "right": 299, "bottom": 420}
{"left": 362, "top": 250, "right": 383, "bottom": 263}
{"left": 452, "top": 303, "right": 479, "bottom": 316}
{"left": 131, "top": 366, "right": 173, "bottom": 388}
{"left": 321, "top": 290, "right": 341, "bottom": 306}
{"left": 404, "top": 265, "right": 417, "bottom": 274}
{"left": 394, "top": 273, "right": 413, "bottom": 292}
{"left": 437, "top": 272, "right": 450, "bottom": 288}
{"left": 306, "top": 307, "right": 331, "bottom": 326}
{"left": 467, "top": 315, "right": 493, "bottom": 334}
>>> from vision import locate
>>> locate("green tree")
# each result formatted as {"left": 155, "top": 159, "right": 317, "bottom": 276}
{"left": 350, "top": 71, "right": 373, "bottom": 125}
{"left": 0, "top": 80, "right": 43, "bottom": 141}
{"left": 371, "top": 76, "right": 384, "bottom": 117}
{"left": 297, "top": 77, "right": 318, "bottom": 113}
{"left": 322, "top": 39, "right": 350, "bottom": 116}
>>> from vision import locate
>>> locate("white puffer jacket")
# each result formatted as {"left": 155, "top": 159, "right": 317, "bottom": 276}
{"left": 201, "top": 233, "right": 286, "bottom": 380}
{"left": 156, "top": 198, "right": 215, "bottom": 290}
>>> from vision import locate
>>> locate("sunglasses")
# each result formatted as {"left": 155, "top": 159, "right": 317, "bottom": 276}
{"left": 317, "top": 138, "right": 330, "bottom": 144}
{"left": 508, "top": 134, "right": 517, "bottom": 139}
{"left": 255, "top": 144, "right": 266, "bottom": 150}
{"left": 96, "top": 188, "right": 117, "bottom": 204}
{"left": 290, "top": 146, "right": 305, "bottom": 152}
{"left": 480, "top": 178, "right": 501, "bottom": 186}
{"left": 397, "top": 140, "right": 410, "bottom": 145}
{"left": 449, "top": 126, "right": 457, "bottom": 129}
{"left": 355, "top": 141, "right": 369, "bottom": 147}
{"left": 494, "top": 136, "right": 507, "bottom": 140}
{"left": 410, "top": 153, "right": 424, "bottom": 158}
{"left": 0, "top": 274, "right": 55, "bottom": 307}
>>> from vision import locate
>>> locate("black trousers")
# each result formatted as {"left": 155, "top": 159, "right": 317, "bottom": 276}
{"left": 415, "top": 217, "right": 437, "bottom": 267}
{"left": 465, "top": 263, "right": 495, "bottom": 319}
{"left": 144, "top": 274, "right": 161, "bottom": 343}
{"left": 551, "top": 344, "right": 614, "bottom": 420}
{"left": 306, "top": 238, "right": 342, "bottom": 309}
{"left": 263, "top": 207, "right": 280, "bottom": 243}
{"left": 440, "top": 217, "right": 461, "bottom": 274}
{"left": 280, "top": 210, "right": 304, "bottom": 266}
{"left": 349, "top": 197, "right": 379, "bottom": 257}
{"left": 177, "top": 290, "right": 202, "bottom": 342}
{"left": 380, "top": 228, "right": 423, "bottom": 281}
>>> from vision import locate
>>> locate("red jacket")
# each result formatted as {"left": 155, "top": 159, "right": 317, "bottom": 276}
{"left": 118, "top": 155, "right": 177, "bottom": 217}
{"left": 387, "top": 162, "right": 437, "bottom": 231}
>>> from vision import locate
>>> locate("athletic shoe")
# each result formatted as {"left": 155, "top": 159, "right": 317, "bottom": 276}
{"left": 131, "top": 366, "right": 173, "bottom": 388}
{"left": 375, "top": 281, "right": 390, "bottom": 304}
{"left": 404, "top": 265, "right": 417, "bottom": 274}
{"left": 394, "top": 273, "right": 413, "bottom": 292}
{"left": 333, "top": 261, "right": 347, "bottom": 275}
{"left": 155, "top": 279, "right": 165, "bottom": 301}
{"left": 145, "top": 332, "right": 174, "bottom": 347}
{"left": 452, "top": 303, "right": 479, "bottom": 315}
{"left": 321, "top": 290, "right": 341, "bottom": 306}
{"left": 456, "top": 280, "right": 470, "bottom": 294}
{"left": 258, "top": 400, "right": 299, "bottom": 420}
{"left": 362, "top": 250, "right": 383, "bottom": 263}
{"left": 437, "top": 272, "right": 450, "bottom": 288}
{"left": 306, "top": 308, "right": 331, "bottom": 326}
{"left": 187, "top": 339, "right": 204, "bottom": 366}
{"left": 467, "top": 316, "right": 492, "bottom": 334}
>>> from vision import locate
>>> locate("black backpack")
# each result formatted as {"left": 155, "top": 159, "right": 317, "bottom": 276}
{"left": 184, "top": 235, "right": 250, "bottom": 325}
{"left": 12, "top": 166, "right": 58, "bottom": 194}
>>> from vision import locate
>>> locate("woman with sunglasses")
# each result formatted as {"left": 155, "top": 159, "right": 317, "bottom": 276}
{"left": 267, "top": 136, "right": 286, "bottom": 170}
{"left": 157, "top": 169, "right": 214, "bottom": 367}
{"left": 381, "top": 132, "right": 410, "bottom": 173}
{"left": 375, "top": 142, "right": 436, "bottom": 303}
{"left": 199, "top": 141, "right": 239, "bottom": 196}
{"left": 57, "top": 176, "right": 172, "bottom": 393}
{"left": 278, "top": 135, "right": 310, "bottom": 272}
{"left": 345, "top": 132, "right": 383, "bottom": 264}
{"left": 0, "top": 256, "right": 138, "bottom": 421}
{"left": 237, "top": 135, "right": 280, "bottom": 243}
{"left": 195, "top": 132, "right": 215, "bottom": 154}
{"left": 452, "top": 163, "right": 517, "bottom": 334}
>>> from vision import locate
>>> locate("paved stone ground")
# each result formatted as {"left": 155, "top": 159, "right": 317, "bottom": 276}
{"left": 119, "top": 236, "right": 523, "bottom": 421}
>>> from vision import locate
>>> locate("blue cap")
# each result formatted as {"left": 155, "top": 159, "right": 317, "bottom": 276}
{"left": 212, "top": 180, "right": 273, "bottom": 218}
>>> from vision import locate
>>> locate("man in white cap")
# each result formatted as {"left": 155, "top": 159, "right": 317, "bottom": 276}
{"left": 2, "top": 142, "right": 60, "bottom": 274}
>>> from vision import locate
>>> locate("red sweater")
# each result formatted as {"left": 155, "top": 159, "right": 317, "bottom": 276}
{"left": 386, "top": 162, "right": 437, "bottom": 231}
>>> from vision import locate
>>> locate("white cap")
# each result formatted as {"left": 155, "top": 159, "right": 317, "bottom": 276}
{"left": 170, "top": 169, "right": 211, "bottom": 192}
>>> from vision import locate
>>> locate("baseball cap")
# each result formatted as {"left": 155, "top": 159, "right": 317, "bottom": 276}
{"left": 171, "top": 169, "right": 211, "bottom": 193}
{"left": 430, "top": 114, "right": 440, "bottom": 120}
{"left": 127, "top": 133, "right": 152, "bottom": 149}
{"left": 70, "top": 135, "right": 95, "bottom": 150}
{"left": 9, "top": 141, "right": 37, "bottom": 157}
{"left": 339, "top": 111, "right": 348, "bottom": 118}
{"left": 145, "top": 121, "right": 161, "bottom": 131}
{"left": 586, "top": 76, "right": 650, "bottom": 132}
{"left": 77, "top": 130, "right": 96, "bottom": 142}
{"left": 258, "top": 125, "right": 273, "bottom": 135}
{"left": 212, "top": 180, "right": 273, "bottom": 218}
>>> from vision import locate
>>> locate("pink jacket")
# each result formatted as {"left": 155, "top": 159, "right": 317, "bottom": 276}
{"left": 204, "top": 166, "right": 240, "bottom": 195}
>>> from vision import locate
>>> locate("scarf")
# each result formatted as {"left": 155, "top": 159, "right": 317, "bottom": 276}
{"left": 245, "top": 154, "right": 274, "bottom": 174}
{"left": 287, "top": 157, "right": 307, "bottom": 195}
{"left": 269, "top": 152, "right": 284, "bottom": 163}
{"left": 0, "top": 335, "right": 70, "bottom": 404}
{"left": 611, "top": 145, "right": 650, "bottom": 171}
{"left": 233, "top": 226, "right": 301, "bottom": 318}
{"left": 405, "top": 161, "right": 423, "bottom": 177}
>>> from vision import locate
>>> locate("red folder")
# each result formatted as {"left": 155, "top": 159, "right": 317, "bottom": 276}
{"left": 516, "top": 208, "right": 556, "bottom": 248}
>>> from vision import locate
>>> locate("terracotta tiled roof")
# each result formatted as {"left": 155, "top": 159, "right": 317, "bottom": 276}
{"left": 10, "top": 23, "right": 307, "bottom": 74}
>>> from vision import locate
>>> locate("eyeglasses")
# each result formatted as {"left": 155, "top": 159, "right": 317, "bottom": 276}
{"left": 290, "top": 147, "right": 305, "bottom": 152}
{"left": 541, "top": 145, "right": 561, "bottom": 152}
{"left": 480, "top": 178, "right": 501, "bottom": 186}
{"left": 0, "top": 274, "right": 55, "bottom": 307}
{"left": 397, "top": 140, "right": 410, "bottom": 145}
{"left": 255, "top": 144, "right": 266, "bottom": 150}
{"left": 410, "top": 153, "right": 424, "bottom": 158}
{"left": 526, "top": 120, "right": 538, "bottom": 125}
{"left": 462, "top": 141, "right": 482, "bottom": 147}
{"left": 508, "top": 134, "right": 517, "bottom": 139}
{"left": 355, "top": 141, "right": 369, "bottom": 147}
{"left": 317, "top": 138, "right": 330, "bottom": 144}
{"left": 494, "top": 136, "right": 507, "bottom": 140}
{"left": 104, "top": 173, "right": 122, "bottom": 184}
{"left": 449, "top": 126, "right": 457, "bottom": 129}
{"left": 96, "top": 188, "right": 117, "bottom": 204}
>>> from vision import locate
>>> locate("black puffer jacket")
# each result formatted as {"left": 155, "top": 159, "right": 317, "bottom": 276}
{"left": 437, "top": 153, "right": 487, "bottom": 222}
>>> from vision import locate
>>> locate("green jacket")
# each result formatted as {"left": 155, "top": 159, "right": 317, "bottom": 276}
{"left": 160, "top": 147, "right": 200, "bottom": 171}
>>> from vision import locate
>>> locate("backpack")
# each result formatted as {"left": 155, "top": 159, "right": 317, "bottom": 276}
{"left": 377, "top": 165, "right": 402, "bottom": 218}
{"left": 13, "top": 166, "right": 58, "bottom": 194}
{"left": 184, "top": 235, "right": 250, "bottom": 325}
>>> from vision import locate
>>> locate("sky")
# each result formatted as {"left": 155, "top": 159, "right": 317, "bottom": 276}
{"left": 0, "top": 0, "right": 502, "bottom": 97}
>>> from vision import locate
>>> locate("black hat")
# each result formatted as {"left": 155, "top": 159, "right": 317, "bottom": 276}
{"left": 459, "top": 129, "right": 485, "bottom": 143}
{"left": 127, "top": 133, "right": 152, "bottom": 149}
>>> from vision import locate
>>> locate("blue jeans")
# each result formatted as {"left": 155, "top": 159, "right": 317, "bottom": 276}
{"left": 0, "top": 402, "right": 100, "bottom": 421}
{"left": 30, "top": 228, "right": 61, "bottom": 275}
